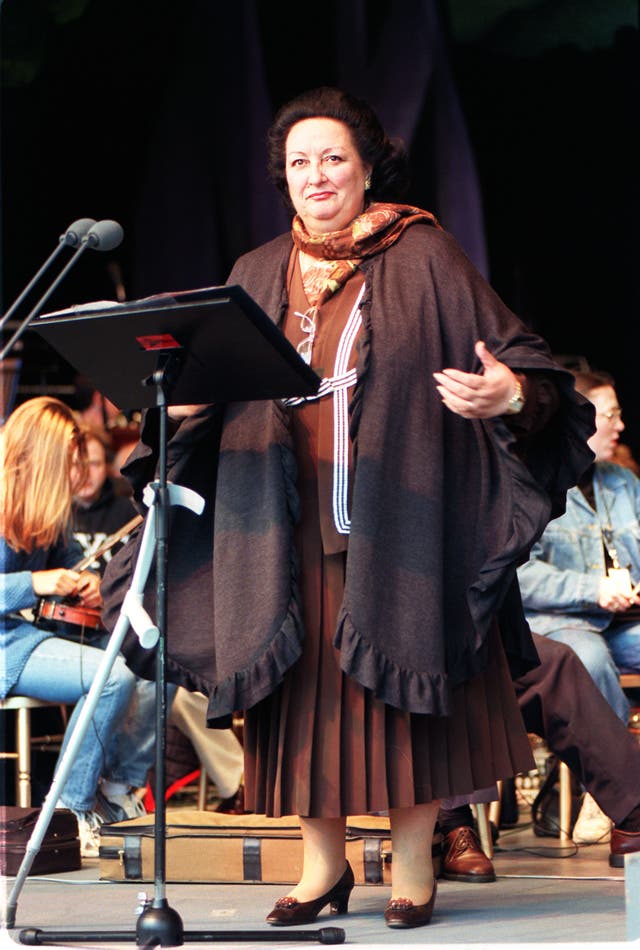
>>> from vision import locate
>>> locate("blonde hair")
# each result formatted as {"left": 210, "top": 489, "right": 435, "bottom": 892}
{"left": 0, "top": 396, "right": 87, "bottom": 553}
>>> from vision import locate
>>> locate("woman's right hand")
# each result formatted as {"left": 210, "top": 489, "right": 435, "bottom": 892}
{"left": 32, "top": 568, "right": 82, "bottom": 598}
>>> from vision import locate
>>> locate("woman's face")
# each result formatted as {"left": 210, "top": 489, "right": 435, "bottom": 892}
{"left": 586, "top": 385, "right": 625, "bottom": 461}
{"left": 285, "top": 117, "right": 371, "bottom": 235}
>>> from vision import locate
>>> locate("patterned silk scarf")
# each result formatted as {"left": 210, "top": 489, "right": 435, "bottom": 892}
{"left": 292, "top": 202, "right": 440, "bottom": 309}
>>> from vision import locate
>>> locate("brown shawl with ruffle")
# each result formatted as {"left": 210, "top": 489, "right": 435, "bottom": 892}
{"left": 101, "top": 220, "right": 594, "bottom": 723}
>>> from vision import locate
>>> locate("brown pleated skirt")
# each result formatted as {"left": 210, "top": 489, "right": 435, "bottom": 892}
{"left": 244, "top": 378, "right": 534, "bottom": 820}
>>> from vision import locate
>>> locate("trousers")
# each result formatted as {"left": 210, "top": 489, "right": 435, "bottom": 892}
{"left": 441, "top": 633, "right": 640, "bottom": 824}
{"left": 169, "top": 688, "right": 243, "bottom": 800}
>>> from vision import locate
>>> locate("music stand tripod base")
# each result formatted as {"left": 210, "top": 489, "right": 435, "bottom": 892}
{"left": 17, "top": 926, "right": 346, "bottom": 946}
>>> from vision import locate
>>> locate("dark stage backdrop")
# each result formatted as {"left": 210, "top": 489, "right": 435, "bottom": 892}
{"left": 1, "top": 0, "right": 638, "bottom": 454}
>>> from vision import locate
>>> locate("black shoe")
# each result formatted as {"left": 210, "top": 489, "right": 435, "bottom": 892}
{"left": 95, "top": 788, "right": 146, "bottom": 824}
{"left": 384, "top": 881, "right": 437, "bottom": 929}
{"left": 215, "top": 784, "right": 246, "bottom": 814}
{"left": 266, "top": 862, "right": 354, "bottom": 926}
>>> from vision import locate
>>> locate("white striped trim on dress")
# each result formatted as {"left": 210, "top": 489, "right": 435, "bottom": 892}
{"left": 282, "top": 283, "right": 365, "bottom": 535}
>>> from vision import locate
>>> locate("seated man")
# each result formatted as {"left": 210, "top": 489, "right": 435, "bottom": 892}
{"left": 439, "top": 633, "right": 640, "bottom": 881}
{"left": 517, "top": 368, "right": 640, "bottom": 727}
{"left": 515, "top": 368, "right": 640, "bottom": 841}
{"left": 170, "top": 688, "right": 245, "bottom": 811}
{"left": 71, "top": 424, "right": 176, "bottom": 828}
{"left": 72, "top": 425, "right": 139, "bottom": 573}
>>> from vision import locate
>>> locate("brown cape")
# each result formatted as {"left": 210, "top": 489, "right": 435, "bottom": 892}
{"left": 101, "top": 223, "right": 594, "bottom": 724}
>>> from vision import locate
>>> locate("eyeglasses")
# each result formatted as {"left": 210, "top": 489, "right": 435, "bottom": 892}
{"left": 597, "top": 408, "right": 623, "bottom": 421}
{"left": 295, "top": 309, "right": 317, "bottom": 365}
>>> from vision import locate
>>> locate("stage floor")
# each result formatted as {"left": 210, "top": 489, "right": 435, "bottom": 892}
{"left": 2, "top": 815, "right": 637, "bottom": 949}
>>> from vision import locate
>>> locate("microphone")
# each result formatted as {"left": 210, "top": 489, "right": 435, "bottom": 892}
{"left": 61, "top": 217, "right": 97, "bottom": 247}
{"left": 0, "top": 218, "right": 124, "bottom": 362}
{"left": 0, "top": 218, "right": 96, "bottom": 333}
{"left": 82, "top": 219, "right": 124, "bottom": 252}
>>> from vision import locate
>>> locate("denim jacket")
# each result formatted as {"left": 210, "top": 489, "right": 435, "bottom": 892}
{"left": 517, "top": 462, "right": 640, "bottom": 636}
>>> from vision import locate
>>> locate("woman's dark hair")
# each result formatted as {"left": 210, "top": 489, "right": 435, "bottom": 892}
{"left": 267, "top": 86, "right": 410, "bottom": 213}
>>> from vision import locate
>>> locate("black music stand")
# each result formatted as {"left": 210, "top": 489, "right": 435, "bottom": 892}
{"left": 12, "top": 288, "right": 345, "bottom": 947}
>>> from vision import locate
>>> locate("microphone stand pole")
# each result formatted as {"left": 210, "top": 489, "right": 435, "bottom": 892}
{"left": 135, "top": 353, "right": 183, "bottom": 946}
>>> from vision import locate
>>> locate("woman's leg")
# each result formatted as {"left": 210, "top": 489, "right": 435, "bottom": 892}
{"left": 13, "top": 635, "right": 136, "bottom": 812}
{"left": 289, "top": 816, "right": 347, "bottom": 901}
{"left": 389, "top": 801, "right": 440, "bottom": 903}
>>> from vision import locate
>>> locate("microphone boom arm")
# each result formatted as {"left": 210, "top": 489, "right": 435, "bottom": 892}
{"left": 0, "top": 242, "right": 92, "bottom": 362}
{"left": 0, "top": 219, "right": 123, "bottom": 363}
{"left": 0, "top": 218, "right": 95, "bottom": 335}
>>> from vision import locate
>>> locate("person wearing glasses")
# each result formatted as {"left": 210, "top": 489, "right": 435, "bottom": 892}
{"left": 518, "top": 368, "right": 640, "bottom": 844}
{"left": 102, "top": 87, "right": 593, "bottom": 929}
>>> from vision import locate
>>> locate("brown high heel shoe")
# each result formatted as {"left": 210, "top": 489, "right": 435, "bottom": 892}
{"left": 384, "top": 880, "right": 437, "bottom": 928}
{"left": 266, "top": 861, "right": 354, "bottom": 926}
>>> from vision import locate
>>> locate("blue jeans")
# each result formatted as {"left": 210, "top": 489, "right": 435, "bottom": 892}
{"left": 547, "top": 628, "right": 631, "bottom": 723}
{"left": 604, "top": 620, "right": 640, "bottom": 674}
{"left": 104, "top": 673, "right": 177, "bottom": 788}
{"left": 12, "top": 634, "right": 176, "bottom": 811}
{"left": 13, "top": 635, "right": 136, "bottom": 812}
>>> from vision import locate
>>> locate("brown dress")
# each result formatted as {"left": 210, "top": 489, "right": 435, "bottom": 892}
{"left": 244, "top": 251, "right": 534, "bottom": 819}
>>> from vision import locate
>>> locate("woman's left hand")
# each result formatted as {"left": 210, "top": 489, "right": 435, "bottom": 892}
{"left": 74, "top": 571, "right": 103, "bottom": 609}
{"left": 433, "top": 341, "right": 521, "bottom": 419}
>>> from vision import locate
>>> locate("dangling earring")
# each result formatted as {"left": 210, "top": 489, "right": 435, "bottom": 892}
{"left": 364, "top": 175, "right": 372, "bottom": 191}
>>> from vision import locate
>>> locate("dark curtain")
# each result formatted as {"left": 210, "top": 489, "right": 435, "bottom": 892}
{"left": 131, "top": 0, "right": 487, "bottom": 298}
{"left": 131, "top": 0, "right": 289, "bottom": 298}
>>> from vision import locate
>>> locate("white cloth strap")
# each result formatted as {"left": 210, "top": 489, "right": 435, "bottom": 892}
{"left": 282, "top": 283, "right": 365, "bottom": 535}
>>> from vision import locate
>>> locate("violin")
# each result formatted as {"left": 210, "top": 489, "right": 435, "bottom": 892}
{"left": 34, "top": 598, "right": 104, "bottom": 641}
{"left": 33, "top": 514, "right": 143, "bottom": 642}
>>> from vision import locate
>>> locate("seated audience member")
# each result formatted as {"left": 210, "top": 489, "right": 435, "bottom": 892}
{"left": 438, "top": 632, "right": 640, "bottom": 881}
{"left": 0, "top": 397, "right": 141, "bottom": 857}
{"left": 71, "top": 423, "right": 175, "bottom": 826}
{"left": 80, "top": 421, "right": 240, "bottom": 819}
{"left": 517, "top": 369, "right": 640, "bottom": 842}
{"left": 517, "top": 368, "right": 640, "bottom": 726}
{"left": 72, "top": 425, "right": 138, "bottom": 574}
{"left": 170, "top": 688, "right": 245, "bottom": 812}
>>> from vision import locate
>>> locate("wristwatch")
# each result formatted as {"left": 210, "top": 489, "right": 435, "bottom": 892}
{"left": 504, "top": 377, "right": 525, "bottom": 415}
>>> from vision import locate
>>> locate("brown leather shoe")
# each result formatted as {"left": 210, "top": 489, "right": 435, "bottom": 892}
{"left": 610, "top": 827, "right": 640, "bottom": 868}
{"left": 442, "top": 826, "right": 496, "bottom": 883}
{"left": 266, "top": 862, "right": 354, "bottom": 926}
{"left": 384, "top": 881, "right": 437, "bottom": 929}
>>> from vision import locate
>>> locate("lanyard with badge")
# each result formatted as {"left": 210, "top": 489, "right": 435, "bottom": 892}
{"left": 596, "top": 473, "right": 637, "bottom": 595}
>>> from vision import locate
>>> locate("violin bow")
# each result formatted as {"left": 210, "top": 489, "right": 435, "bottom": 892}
{"left": 73, "top": 513, "right": 144, "bottom": 572}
